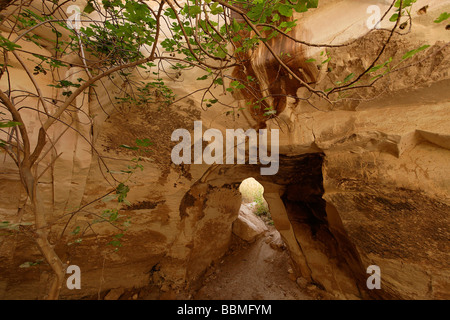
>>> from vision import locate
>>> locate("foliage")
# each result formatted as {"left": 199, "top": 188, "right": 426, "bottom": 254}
{"left": 254, "top": 193, "right": 270, "bottom": 218}
{"left": 434, "top": 12, "right": 450, "bottom": 24}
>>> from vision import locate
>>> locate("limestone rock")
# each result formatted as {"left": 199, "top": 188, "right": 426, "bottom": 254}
{"left": 232, "top": 204, "right": 268, "bottom": 242}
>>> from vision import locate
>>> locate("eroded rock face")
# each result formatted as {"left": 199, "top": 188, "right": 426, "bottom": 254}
{"left": 323, "top": 149, "right": 450, "bottom": 299}
{"left": 0, "top": 0, "right": 449, "bottom": 300}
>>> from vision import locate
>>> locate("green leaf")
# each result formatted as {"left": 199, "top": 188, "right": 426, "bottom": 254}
{"left": 394, "top": 0, "right": 417, "bottom": 8}
{"left": 116, "top": 183, "right": 130, "bottom": 203}
{"left": 278, "top": 4, "right": 293, "bottom": 17}
{"left": 116, "top": 183, "right": 129, "bottom": 195}
{"left": 0, "top": 121, "right": 21, "bottom": 128}
{"left": 370, "top": 74, "right": 383, "bottom": 81}
{"left": 108, "top": 240, "right": 122, "bottom": 247}
{"left": 322, "top": 57, "right": 331, "bottom": 64}
{"left": 389, "top": 13, "right": 399, "bottom": 22}
{"left": 402, "top": 45, "right": 430, "bottom": 60}
{"left": 306, "top": 0, "right": 319, "bottom": 8}
{"left": 293, "top": 2, "right": 308, "bottom": 13}
{"left": 231, "top": 19, "right": 242, "bottom": 32}
{"left": 186, "top": 4, "right": 201, "bottom": 17}
{"left": 434, "top": 12, "right": 450, "bottom": 23}
{"left": 135, "top": 138, "right": 152, "bottom": 147}
{"left": 0, "top": 35, "right": 21, "bottom": 51}
{"left": 48, "top": 80, "right": 81, "bottom": 89}
{"left": 214, "top": 78, "right": 223, "bottom": 86}
{"left": 230, "top": 80, "right": 245, "bottom": 89}
{"left": 368, "top": 57, "right": 392, "bottom": 73}
{"left": 84, "top": 1, "right": 95, "bottom": 14}
{"left": 164, "top": 8, "right": 176, "bottom": 19}
{"left": 368, "top": 64, "right": 384, "bottom": 74}
{"left": 210, "top": 2, "right": 224, "bottom": 15}
{"left": 264, "top": 110, "right": 277, "bottom": 116}
{"left": 343, "top": 73, "right": 354, "bottom": 83}
{"left": 197, "top": 75, "right": 208, "bottom": 80}
{"left": 215, "top": 46, "right": 227, "bottom": 59}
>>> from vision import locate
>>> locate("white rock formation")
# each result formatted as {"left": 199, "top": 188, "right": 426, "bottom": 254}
{"left": 232, "top": 203, "right": 268, "bottom": 242}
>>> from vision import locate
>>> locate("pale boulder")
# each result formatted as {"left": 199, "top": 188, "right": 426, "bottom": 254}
{"left": 232, "top": 204, "right": 268, "bottom": 242}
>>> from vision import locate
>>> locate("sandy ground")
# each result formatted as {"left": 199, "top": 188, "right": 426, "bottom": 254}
{"left": 192, "top": 227, "right": 325, "bottom": 300}
{"left": 96, "top": 218, "right": 332, "bottom": 300}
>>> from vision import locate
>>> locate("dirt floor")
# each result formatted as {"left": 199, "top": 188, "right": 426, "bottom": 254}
{"left": 95, "top": 216, "right": 332, "bottom": 300}
{"left": 191, "top": 226, "right": 330, "bottom": 300}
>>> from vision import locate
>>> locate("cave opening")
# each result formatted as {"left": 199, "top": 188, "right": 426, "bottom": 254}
{"left": 184, "top": 153, "right": 369, "bottom": 299}
{"left": 193, "top": 177, "right": 309, "bottom": 299}
{"left": 238, "top": 177, "right": 272, "bottom": 226}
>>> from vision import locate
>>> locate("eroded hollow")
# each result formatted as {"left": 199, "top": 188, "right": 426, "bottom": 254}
{"left": 180, "top": 153, "right": 374, "bottom": 299}
{"left": 192, "top": 178, "right": 302, "bottom": 299}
